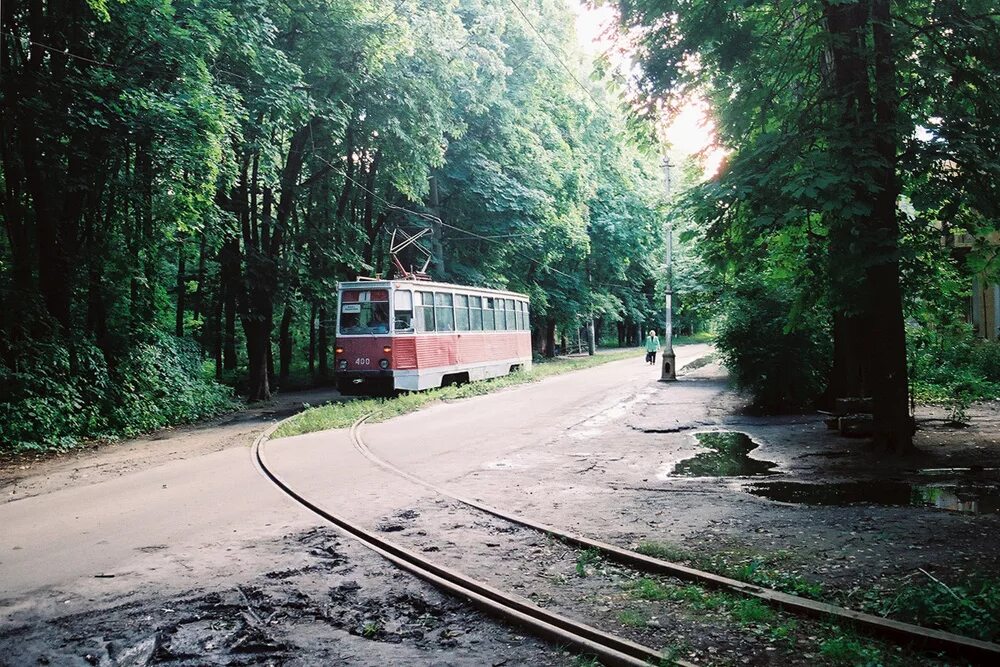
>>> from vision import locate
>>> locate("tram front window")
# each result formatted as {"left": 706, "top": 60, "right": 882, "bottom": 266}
{"left": 340, "top": 301, "right": 390, "bottom": 334}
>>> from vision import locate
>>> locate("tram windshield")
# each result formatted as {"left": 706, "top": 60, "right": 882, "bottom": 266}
{"left": 339, "top": 300, "right": 390, "bottom": 335}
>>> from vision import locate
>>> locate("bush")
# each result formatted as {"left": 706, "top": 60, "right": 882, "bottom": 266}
{"left": 908, "top": 323, "right": 1000, "bottom": 420}
{"left": 0, "top": 330, "right": 234, "bottom": 453}
{"left": 715, "top": 276, "right": 831, "bottom": 412}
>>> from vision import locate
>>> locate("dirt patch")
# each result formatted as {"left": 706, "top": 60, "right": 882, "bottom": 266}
{"left": 0, "top": 527, "right": 567, "bottom": 667}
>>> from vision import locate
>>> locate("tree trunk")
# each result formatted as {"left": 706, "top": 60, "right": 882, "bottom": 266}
{"left": 221, "top": 238, "right": 239, "bottom": 371}
{"left": 308, "top": 300, "right": 316, "bottom": 376}
{"left": 244, "top": 319, "right": 270, "bottom": 402}
{"left": 212, "top": 283, "right": 224, "bottom": 380}
{"left": 193, "top": 231, "right": 207, "bottom": 335}
{"left": 545, "top": 318, "right": 556, "bottom": 358}
{"left": 824, "top": 0, "right": 912, "bottom": 452}
{"left": 318, "top": 306, "right": 328, "bottom": 378}
{"left": 867, "top": 0, "right": 911, "bottom": 452}
{"left": 175, "top": 236, "right": 186, "bottom": 337}
{"left": 279, "top": 301, "right": 293, "bottom": 382}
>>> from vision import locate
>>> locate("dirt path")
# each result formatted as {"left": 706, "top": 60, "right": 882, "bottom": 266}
{"left": 0, "top": 387, "right": 347, "bottom": 502}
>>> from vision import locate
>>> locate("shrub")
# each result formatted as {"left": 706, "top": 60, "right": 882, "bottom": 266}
{"left": 908, "top": 323, "right": 1000, "bottom": 420}
{"left": 715, "top": 276, "right": 831, "bottom": 412}
{"left": 0, "top": 330, "right": 234, "bottom": 453}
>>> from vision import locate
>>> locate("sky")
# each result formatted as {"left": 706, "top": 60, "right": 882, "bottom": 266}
{"left": 568, "top": 1, "right": 725, "bottom": 177}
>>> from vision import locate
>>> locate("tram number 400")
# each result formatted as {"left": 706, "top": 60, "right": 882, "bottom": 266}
{"left": 354, "top": 357, "right": 371, "bottom": 366}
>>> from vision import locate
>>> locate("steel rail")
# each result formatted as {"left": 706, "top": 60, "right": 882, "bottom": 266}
{"left": 252, "top": 421, "right": 695, "bottom": 667}
{"left": 351, "top": 414, "right": 1000, "bottom": 663}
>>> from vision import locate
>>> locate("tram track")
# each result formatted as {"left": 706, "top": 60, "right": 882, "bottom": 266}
{"left": 347, "top": 414, "right": 1000, "bottom": 663}
{"left": 252, "top": 420, "right": 696, "bottom": 667}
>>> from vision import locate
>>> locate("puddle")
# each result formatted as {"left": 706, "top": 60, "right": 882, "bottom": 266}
{"left": 745, "top": 480, "right": 1000, "bottom": 514}
{"left": 668, "top": 432, "right": 779, "bottom": 478}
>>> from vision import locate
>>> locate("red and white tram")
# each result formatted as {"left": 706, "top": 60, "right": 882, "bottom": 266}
{"left": 334, "top": 279, "right": 532, "bottom": 394}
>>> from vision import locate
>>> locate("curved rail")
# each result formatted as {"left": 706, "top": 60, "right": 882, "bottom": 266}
{"left": 350, "top": 414, "right": 1000, "bottom": 663}
{"left": 252, "top": 421, "right": 694, "bottom": 667}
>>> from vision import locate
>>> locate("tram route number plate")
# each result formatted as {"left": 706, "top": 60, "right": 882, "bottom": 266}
{"left": 355, "top": 357, "right": 371, "bottom": 366}
{"left": 342, "top": 304, "right": 361, "bottom": 313}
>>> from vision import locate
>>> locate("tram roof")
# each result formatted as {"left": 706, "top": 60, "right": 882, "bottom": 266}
{"left": 338, "top": 279, "right": 529, "bottom": 300}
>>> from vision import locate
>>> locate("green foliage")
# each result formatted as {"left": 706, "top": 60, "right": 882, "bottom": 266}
{"left": 715, "top": 275, "right": 831, "bottom": 412}
{"left": 729, "top": 598, "right": 774, "bottom": 625}
{"left": 908, "top": 325, "right": 1000, "bottom": 421}
{"left": 635, "top": 541, "right": 689, "bottom": 562}
{"left": 2, "top": 0, "right": 669, "bottom": 445}
{"left": 629, "top": 578, "right": 671, "bottom": 602}
{"left": 576, "top": 547, "right": 601, "bottom": 578}
{"left": 617, "top": 608, "right": 648, "bottom": 627}
{"left": 872, "top": 578, "right": 1000, "bottom": 642}
{"left": 818, "top": 635, "right": 884, "bottom": 667}
{"left": 0, "top": 332, "right": 234, "bottom": 452}
{"left": 619, "top": 0, "right": 1000, "bottom": 433}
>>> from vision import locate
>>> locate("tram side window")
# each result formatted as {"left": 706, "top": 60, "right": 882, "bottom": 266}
{"left": 493, "top": 298, "right": 505, "bottom": 330}
{"left": 435, "top": 292, "right": 455, "bottom": 331}
{"left": 416, "top": 291, "right": 435, "bottom": 332}
{"left": 524, "top": 302, "right": 531, "bottom": 330}
{"left": 469, "top": 296, "right": 483, "bottom": 330}
{"left": 483, "top": 298, "right": 495, "bottom": 330}
{"left": 505, "top": 299, "right": 516, "bottom": 330}
{"left": 455, "top": 294, "right": 470, "bottom": 331}
{"left": 515, "top": 301, "right": 524, "bottom": 330}
{"left": 394, "top": 290, "right": 414, "bottom": 332}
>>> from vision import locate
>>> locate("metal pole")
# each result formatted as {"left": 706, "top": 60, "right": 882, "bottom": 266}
{"left": 660, "top": 157, "right": 677, "bottom": 382}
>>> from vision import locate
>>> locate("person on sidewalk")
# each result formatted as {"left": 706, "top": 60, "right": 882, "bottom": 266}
{"left": 644, "top": 329, "right": 660, "bottom": 365}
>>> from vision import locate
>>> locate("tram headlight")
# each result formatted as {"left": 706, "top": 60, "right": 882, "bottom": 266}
{"left": 335, "top": 346, "right": 344, "bottom": 354}
{"left": 337, "top": 359, "right": 348, "bottom": 370}
{"left": 383, "top": 346, "right": 392, "bottom": 353}
{"left": 379, "top": 359, "right": 389, "bottom": 369}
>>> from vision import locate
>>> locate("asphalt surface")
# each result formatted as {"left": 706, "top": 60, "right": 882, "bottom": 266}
{"left": 1, "top": 345, "right": 710, "bottom": 613}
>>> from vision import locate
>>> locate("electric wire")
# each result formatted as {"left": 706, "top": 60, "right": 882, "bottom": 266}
{"left": 507, "top": 0, "right": 605, "bottom": 110}
{"left": 2, "top": 30, "right": 117, "bottom": 68}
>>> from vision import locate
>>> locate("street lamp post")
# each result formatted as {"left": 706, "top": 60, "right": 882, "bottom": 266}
{"left": 660, "top": 157, "right": 677, "bottom": 382}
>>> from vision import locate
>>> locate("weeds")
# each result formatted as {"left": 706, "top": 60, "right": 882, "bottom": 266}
{"left": 729, "top": 598, "right": 774, "bottom": 625}
{"left": 658, "top": 640, "right": 692, "bottom": 665}
{"left": 818, "top": 634, "right": 884, "bottom": 666}
{"left": 630, "top": 578, "right": 671, "bottom": 601}
{"left": 576, "top": 548, "right": 601, "bottom": 577}
{"left": 617, "top": 609, "right": 648, "bottom": 627}
{"left": 870, "top": 578, "right": 1000, "bottom": 642}
{"left": 630, "top": 544, "right": 824, "bottom": 601}
{"left": 635, "top": 541, "right": 690, "bottom": 562}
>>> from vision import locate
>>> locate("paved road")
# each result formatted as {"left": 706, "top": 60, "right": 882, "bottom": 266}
{"left": 1, "top": 345, "right": 711, "bottom": 604}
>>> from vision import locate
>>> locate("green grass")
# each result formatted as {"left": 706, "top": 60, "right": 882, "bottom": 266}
{"left": 818, "top": 634, "right": 884, "bottom": 666}
{"left": 630, "top": 544, "right": 824, "bottom": 601}
{"left": 673, "top": 332, "right": 715, "bottom": 345}
{"left": 272, "top": 347, "right": 644, "bottom": 439}
{"left": 729, "top": 598, "right": 774, "bottom": 625}
{"left": 617, "top": 608, "right": 649, "bottom": 627}
{"left": 576, "top": 547, "right": 602, "bottom": 577}
{"left": 862, "top": 577, "right": 1000, "bottom": 642}
{"left": 635, "top": 541, "right": 690, "bottom": 562}
{"left": 629, "top": 578, "right": 671, "bottom": 601}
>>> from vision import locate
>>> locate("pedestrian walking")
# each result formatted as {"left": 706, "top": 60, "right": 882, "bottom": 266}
{"left": 644, "top": 329, "right": 660, "bottom": 365}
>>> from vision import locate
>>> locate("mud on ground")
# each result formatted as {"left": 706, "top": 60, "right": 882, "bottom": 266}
{"left": 0, "top": 527, "right": 564, "bottom": 667}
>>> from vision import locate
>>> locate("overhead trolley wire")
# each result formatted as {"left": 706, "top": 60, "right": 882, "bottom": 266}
{"left": 506, "top": 0, "right": 605, "bottom": 110}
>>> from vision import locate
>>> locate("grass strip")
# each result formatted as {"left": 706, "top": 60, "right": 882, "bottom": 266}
{"left": 272, "top": 347, "right": 663, "bottom": 439}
